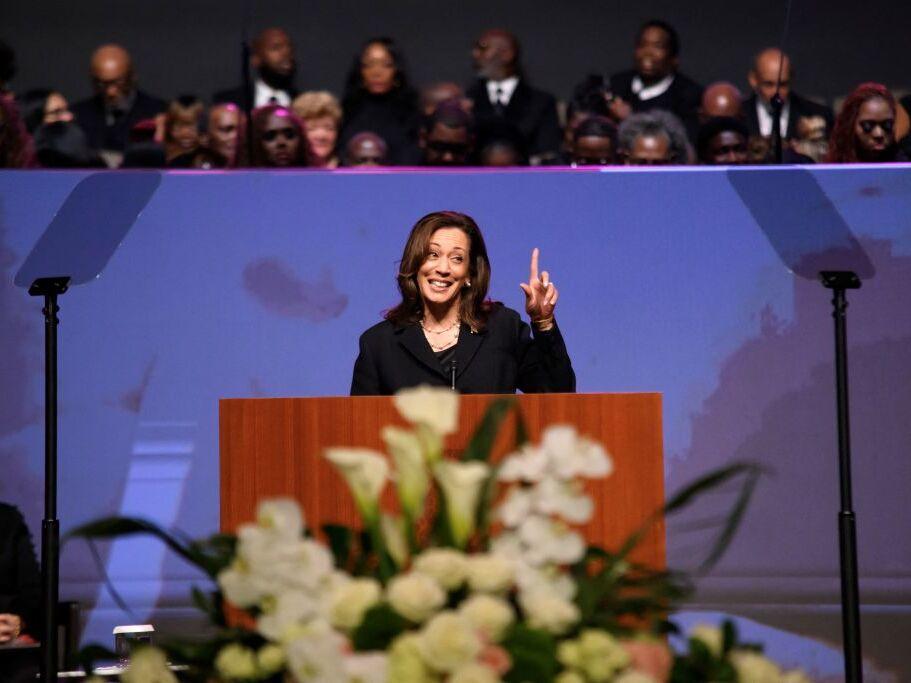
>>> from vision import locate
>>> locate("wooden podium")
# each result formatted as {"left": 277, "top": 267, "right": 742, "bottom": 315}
{"left": 220, "top": 393, "right": 665, "bottom": 568}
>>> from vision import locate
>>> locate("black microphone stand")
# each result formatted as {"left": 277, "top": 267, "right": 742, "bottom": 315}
{"left": 769, "top": 0, "right": 793, "bottom": 164}
{"left": 29, "top": 276, "right": 70, "bottom": 682}
{"left": 820, "top": 271, "right": 863, "bottom": 683}
{"left": 240, "top": 0, "right": 255, "bottom": 163}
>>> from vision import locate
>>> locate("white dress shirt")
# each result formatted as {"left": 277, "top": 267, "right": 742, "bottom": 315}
{"left": 756, "top": 98, "right": 791, "bottom": 137}
{"left": 254, "top": 79, "right": 292, "bottom": 108}
{"left": 486, "top": 76, "right": 520, "bottom": 108}
{"left": 630, "top": 74, "right": 675, "bottom": 101}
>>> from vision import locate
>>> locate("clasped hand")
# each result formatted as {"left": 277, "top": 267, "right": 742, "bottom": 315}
{"left": 519, "top": 248, "right": 559, "bottom": 330}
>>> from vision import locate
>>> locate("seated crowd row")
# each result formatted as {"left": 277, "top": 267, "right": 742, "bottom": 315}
{"left": 1, "top": 21, "right": 909, "bottom": 170}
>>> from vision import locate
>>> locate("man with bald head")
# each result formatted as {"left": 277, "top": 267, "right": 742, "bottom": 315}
{"left": 71, "top": 43, "right": 165, "bottom": 158}
{"left": 745, "top": 47, "right": 833, "bottom": 140}
{"left": 700, "top": 81, "right": 744, "bottom": 122}
{"left": 214, "top": 27, "right": 296, "bottom": 109}
{"left": 465, "top": 28, "right": 561, "bottom": 162}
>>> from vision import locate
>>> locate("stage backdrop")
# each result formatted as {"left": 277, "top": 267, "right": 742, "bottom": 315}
{"left": 1, "top": 166, "right": 910, "bottom": 679}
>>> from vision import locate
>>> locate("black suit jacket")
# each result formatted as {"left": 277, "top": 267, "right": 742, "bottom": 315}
{"left": 0, "top": 504, "right": 40, "bottom": 638}
{"left": 609, "top": 69, "right": 703, "bottom": 138}
{"left": 744, "top": 92, "right": 834, "bottom": 140}
{"left": 71, "top": 90, "right": 166, "bottom": 152}
{"left": 466, "top": 79, "right": 562, "bottom": 159}
{"left": 212, "top": 84, "right": 297, "bottom": 109}
{"left": 351, "top": 305, "right": 575, "bottom": 395}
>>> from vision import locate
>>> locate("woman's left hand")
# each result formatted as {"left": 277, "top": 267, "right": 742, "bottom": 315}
{"left": 520, "top": 247, "right": 559, "bottom": 330}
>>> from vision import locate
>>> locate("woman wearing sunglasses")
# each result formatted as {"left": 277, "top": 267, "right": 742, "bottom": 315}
{"left": 827, "top": 83, "right": 908, "bottom": 163}
{"left": 251, "top": 104, "right": 309, "bottom": 167}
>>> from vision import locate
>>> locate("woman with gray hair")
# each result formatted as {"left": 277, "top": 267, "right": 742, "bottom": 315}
{"left": 617, "top": 109, "right": 692, "bottom": 164}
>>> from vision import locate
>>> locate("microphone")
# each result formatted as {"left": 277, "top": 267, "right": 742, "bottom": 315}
{"left": 450, "top": 359, "right": 457, "bottom": 391}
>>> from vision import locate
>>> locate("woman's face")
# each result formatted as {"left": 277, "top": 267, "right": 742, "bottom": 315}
{"left": 170, "top": 117, "right": 200, "bottom": 151}
{"left": 417, "top": 228, "right": 471, "bottom": 311}
{"left": 304, "top": 116, "right": 337, "bottom": 161}
{"left": 854, "top": 97, "right": 895, "bottom": 159}
{"left": 261, "top": 111, "right": 301, "bottom": 166}
{"left": 44, "top": 92, "right": 73, "bottom": 124}
{"left": 361, "top": 43, "right": 396, "bottom": 95}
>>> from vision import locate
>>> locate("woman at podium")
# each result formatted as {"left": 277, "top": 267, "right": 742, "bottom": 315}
{"left": 350, "top": 211, "right": 575, "bottom": 394}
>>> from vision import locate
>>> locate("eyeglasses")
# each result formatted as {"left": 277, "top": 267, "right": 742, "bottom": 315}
{"left": 262, "top": 127, "right": 299, "bottom": 142}
{"left": 858, "top": 118, "right": 894, "bottom": 134}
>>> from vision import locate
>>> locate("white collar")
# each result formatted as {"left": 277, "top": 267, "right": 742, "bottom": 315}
{"left": 755, "top": 98, "right": 791, "bottom": 137}
{"left": 486, "top": 76, "right": 520, "bottom": 106}
{"left": 631, "top": 73, "right": 675, "bottom": 101}
{"left": 254, "top": 79, "right": 291, "bottom": 108}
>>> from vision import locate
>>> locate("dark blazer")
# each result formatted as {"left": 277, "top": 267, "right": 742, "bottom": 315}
{"left": 351, "top": 305, "right": 575, "bottom": 395}
{"left": 609, "top": 69, "right": 703, "bottom": 137}
{"left": 0, "top": 504, "right": 41, "bottom": 638}
{"left": 71, "top": 90, "right": 166, "bottom": 152}
{"left": 466, "top": 79, "right": 562, "bottom": 159}
{"left": 744, "top": 92, "right": 834, "bottom": 140}
{"left": 212, "top": 84, "right": 297, "bottom": 109}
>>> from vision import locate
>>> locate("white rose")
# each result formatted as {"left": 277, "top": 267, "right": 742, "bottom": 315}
{"left": 413, "top": 548, "right": 469, "bottom": 590}
{"left": 433, "top": 460, "right": 491, "bottom": 548}
{"left": 387, "top": 633, "right": 434, "bottom": 683}
{"left": 283, "top": 619, "right": 348, "bottom": 683}
{"left": 257, "top": 589, "right": 320, "bottom": 642}
{"left": 386, "top": 572, "right": 446, "bottom": 623}
{"left": 466, "top": 554, "right": 515, "bottom": 594}
{"left": 394, "top": 385, "right": 459, "bottom": 436}
{"left": 344, "top": 652, "right": 389, "bottom": 683}
{"left": 257, "top": 643, "right": 285, "bottom": 675}
{"left": 214, "top": 643, "right": 258, "bottom": 680}
{"left": 730, "top": 650, "right": 782, "bottom": 683}
{"left": 689, "top": 624, "right": 723, "bottom": 657}
{"left": 519, "top": 588, "right": 580, "bottom": 635}
{"left": 121, "top": 647, "right": 177, "bottom": 683}
{"left": 458, "top": 594, "right": 515, "bottom": 642}
{"left": 256, "top": 498, "right": 304, "bottom": 540}
{"left": 324, "top": 577, "right": 381, "bottom": 631}
{"left": 448, "top": 662, "right": 501, "bottom": 683}
{"left": 324, "top": 448, "right": 389, "bottom": 522}
{"left": 382, "top": 425, "right": 431, "bottom": 520}
{"left": 417, "top": 612, "right": 482, "bottom": 673}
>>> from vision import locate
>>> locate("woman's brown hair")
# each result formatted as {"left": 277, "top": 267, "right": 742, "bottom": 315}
{"left": 385, "top": 211, "right": 493, "bottom": 331}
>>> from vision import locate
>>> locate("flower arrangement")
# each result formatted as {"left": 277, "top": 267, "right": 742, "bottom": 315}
{"left": 70, "top": 387, "right": 808, "bottom": 683}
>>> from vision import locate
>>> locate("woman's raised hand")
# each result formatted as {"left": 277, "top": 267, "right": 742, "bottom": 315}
{"left": 519, "top": 247, "right": 558, "bottom": 330}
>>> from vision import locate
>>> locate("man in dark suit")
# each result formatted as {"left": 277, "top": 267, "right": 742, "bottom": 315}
{"left": 744, "top": 48, "right": 834, "bottom": 141}
{"left": 213, "top": 27, "right": 297, "bottom": 110}
{"left": 70, "top": 44, "right": 166, "bottom": 159}
{"left": 609, "top": 20, "right": 703, "bottom": 140}
{"left": 465, "top": 29, "right": 561, "bottom": 163}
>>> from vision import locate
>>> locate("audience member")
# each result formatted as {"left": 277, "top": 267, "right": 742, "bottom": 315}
{"left": 19, "top": 89, "right": 74, "bottom": 133}
{"left": 421, "top": 100, "right": 473, "bottom": 166}
{"left": 700, "top": 81, "right": 744, "bottom": 122}
{"left": 34, "top": 121, "right": 103, "bottom": 168}
{"left": 609, "top": 20, "right": 703, "bottom": 137}
{"left": 0, "top": 95, "right": 36, "bottom": 167}
{"left": 618, "top": 110, "right": 689, "bottom": 165}
{"left": 0, "top": 502, "right": 41, "bottom": 645}
{"left": 251, "top": 104, "right": 308, "bottom": 167}
{"left": 420, "top": 82, "right": 468, "bottom": 118}
{"left": 121, "top": 118, "right": 166, "bottom": 168}
{"left": 340, "top": 37, "right": 421, "bottom": 165}
{"left": 0, "top": 40, "right": 16, "bottom": 97}
{"left": 163, "top": 96, "right": 204, "bottom": 164}
{"left": 827, "top": 82, "right": 906, "bottom": 163}
{"left": 292, "top": 91, "right": 342, "bottom": 168}
{"left": 476, "top": 119, "right": 527, "bottom": 166}
{"left": 215, "top": 28, "right": 297, "bottom": 109}
{"left": 71, "top": 44, "right": 165, "bottom": 163}
{"left": 560, "top": 76, "right": 613, "bottom": 163}
{"left": 207, "top": 103, "right": 246, "bottom": 168}
{"left": 466, "top": 29, "right": 562, "bottom": 163}
{"left": 697, "top": 116, "right": 750, "bottom": 165}
{"left": 343, "top": 131, "right": 388, "bottom": 167}
{"left": 745, "top": 48, "right": 834, "bottom": 141}
{"left": 570, "top": 116, "right": 617, "bottom": 166}
{"left": 790, "top": 115, "right": 829, "bottom": 163}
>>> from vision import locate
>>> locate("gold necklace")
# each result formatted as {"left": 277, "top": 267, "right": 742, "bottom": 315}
{"left": 427, "top": 326, "right": 460, "bottom": 351}
{"left": 420, "top": 318, "right": 460, "bottom": 335}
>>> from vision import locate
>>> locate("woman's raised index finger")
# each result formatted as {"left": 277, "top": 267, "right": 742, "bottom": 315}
{"left": 530, "top": 247, "right": 539, "bottom": 282}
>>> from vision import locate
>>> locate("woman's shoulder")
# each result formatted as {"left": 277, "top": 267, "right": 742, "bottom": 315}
{"left": 483, "top": 302, "right": 523, "bottom": 330}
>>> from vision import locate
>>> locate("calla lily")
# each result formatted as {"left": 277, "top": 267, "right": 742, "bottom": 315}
{"left": 382, "top": 425, "right": 430, "bottom": 521}
{"left": 380, "top": 514, "right": 410, "bottom": 568}
{"left": 324, "top": 448, "right": 389, "bottom": 524}
{"left": 394, "top": 385, "right": 459, "bottom": 436}
{"left": 433, "top": 460, "right": 491, "bottom": 548}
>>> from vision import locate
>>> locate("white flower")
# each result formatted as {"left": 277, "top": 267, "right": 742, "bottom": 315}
{"left": 323, "top": 577, "right": 381, "bottom": 631}
{"left": 433, "top": 460, "right": 491, "bottom": 547}
{"left": 517, "top": 515, "right": 585, "bottom": 565}
{"left": 448, "top": 662, "right": 501, "bottom": 683}
{"left": 394, "top": 385, "right": 459, "bottom": 436}
{"left": 344, "top": 652, "right": 389, "bottom": 683}
{"left": 541, "top": 425, "right": 612, "bottom": 481}
{"left": 324, "top": 448, "right": 389, "bottom": 522}
{"left": 465, "top": 554, "right": 515, "bottom": 594}
{"left": 519, "top": 588, "right": 580, "bottom": 635}
{"left": 121, "top": 647, "right": 178, "bottom": 683}
{"left": 257, "top": 589, "right": 320, "bottom": 641}
{"left": 417, "top": 611, "right": 482, "bottom": 673}
{"left": 388, "top": 633, "right": 434, "bottom": 683}
{"left": 730, "top": 650, "right": 782, "bottom": 683}
{"left": 496, "top": 487, "right": 534, "bottom": 528}
{"left": 386, "top": 572, "right": 447, "bottom": 623}
{"left": 382, "top": 425, "right": 431, "bottom": 520}
{"left": 256, "top": 498, "right": 304, "bottom": 540}
{"left": 532, "top": 478, "right": 593, "bottom": 524}
{"left": 257, "top": 644, "right": 285, "bottom": 675}
{"left": 689, "top": 624, "right": 724, "bottom": 657}
{"left": 413, "top": 548, "right": 469, "bottom": 590}
{"left": 458, "top": 594, "right": 515, "bottom": 642}
{"left": 613, "top": 671, "right": 658, "bottom": 683}
{"left": 214, "top": 643, "right": 258, "bottom": 680}
{"left": 514, "top": 563, "right": 577, "bottom": 601}
{"left": 497, "top": 444, "right": 549, "bottom": 483}
{"left": 380, "top": 514, "right": 410, "bottom": 568}
{"left": 283, "top": 619, "right": 348, "bottom": 683}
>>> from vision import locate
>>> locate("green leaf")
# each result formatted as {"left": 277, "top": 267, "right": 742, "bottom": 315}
{"left": 502, "top": 624, "right": 559, "bottom": 683}
{"left": 322, "top": 523, "right": 354, "bottom": 568}
{"left": 190, "top": 586, "right": 226, "bottom": 626}
{"left": 462, "top": 397, "right": 517, "bottom": 462}
{"left": 722, "top": 619, "right": 738, "bottom": 654}
{"left": 351, "top": 604, "right": 412, "bottom": 651}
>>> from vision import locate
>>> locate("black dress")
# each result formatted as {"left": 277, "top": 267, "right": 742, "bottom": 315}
{"left": 339, "top": 92, "right": 422, "bottom": 165}
{"left": 350, "top": 304, "right": 575, "bottom": 395}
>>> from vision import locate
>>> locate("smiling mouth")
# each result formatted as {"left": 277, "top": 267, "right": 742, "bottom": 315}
{"left": 427, "top": 279, "right": 453, "bottom": 291}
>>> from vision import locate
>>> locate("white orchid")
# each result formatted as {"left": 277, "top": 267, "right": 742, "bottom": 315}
{"left": 382, "top": 425, "right": 430, "bottom": 521}
{"left": 433, "top": 460, "right": 491, "bottom": 547}
{"left": 324, "top": 448, "right": 389, "bottom": 523}
{"left": 497, "top": 443, "right": 549, "bottom": 483}
{"left": 518, "top": 588, "right": 580, "bottom": 635}
{"left": 540, "top": 425, "right": 613, "bottom": 481}
{"left": 517, "top": 515, "right": 586, "bottom": 566}
{"left": 532, "top": 478, "right": 593, "bottom": 524}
